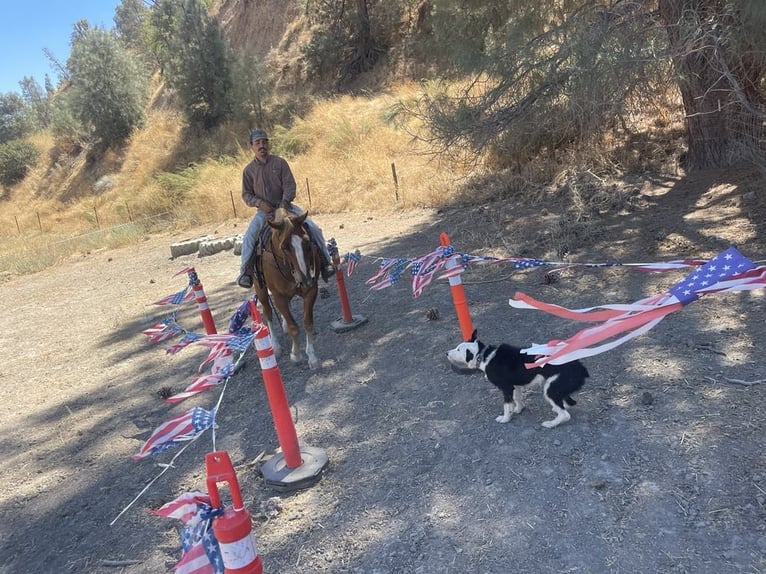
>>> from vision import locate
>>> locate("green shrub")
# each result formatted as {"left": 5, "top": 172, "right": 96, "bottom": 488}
{"left": 0, "top": 139, "right": 39, "bottom": 186}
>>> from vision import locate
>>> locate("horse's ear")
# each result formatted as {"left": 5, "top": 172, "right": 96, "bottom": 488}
{"left": 294, "top": 210, "right": 308, "bottom": 227}
{"left": 268, "top": 217, "right": 285, "bottom": 230}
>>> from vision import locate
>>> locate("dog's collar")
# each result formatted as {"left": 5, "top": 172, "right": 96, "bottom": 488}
{"left": 475, "top": 344, "right": 495, "bottom": 368}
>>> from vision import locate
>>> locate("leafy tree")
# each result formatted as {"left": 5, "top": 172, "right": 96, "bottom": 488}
{"left": 18, "top": 77, "right": 51, "bottom": 130}
{"left": 658, "top": 0, "right": 766, "bottom": 169}
{"left": 114, "top": 0, "right": 154, "bottom": 67}
{"left": 0, "top": 139, "right": 38, "bottom": 186}
{"left": 66, "top": 27, "right": 149, "bottom": 148}
{"left": 302, "top": 0, "right": 389, "bottom": 86}
{"left": 0, "top": 92, "right": 32, "bottom": 144}
{"left": 151, "top": 0, "right": 235, "bottom": 130}
{"left": 405, "top": 0, "right": 766, "bottom": 171}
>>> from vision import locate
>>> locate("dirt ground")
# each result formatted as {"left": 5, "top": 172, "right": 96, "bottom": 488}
{"left": 1, "top": 166, "right": 765, "bottom": 574}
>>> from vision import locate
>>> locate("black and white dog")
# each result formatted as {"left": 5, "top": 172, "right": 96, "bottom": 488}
{"left": 447, "top": 330, "right": 589, "bottom": 428}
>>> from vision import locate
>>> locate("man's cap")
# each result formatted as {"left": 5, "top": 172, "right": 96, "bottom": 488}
{"left": 249, "top": 128, "right": 269, "bottom": 142}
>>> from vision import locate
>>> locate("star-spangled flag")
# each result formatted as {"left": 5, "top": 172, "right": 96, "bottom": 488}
{"left": 411, "top": 248, "right": 449, "bottom": 297}
{"left": 668, "top": 247, "right": 754, "bottom": 304}
{"left": 175, "top": 523, "right": 224, "bottom": 574}
{"left": 166, "top": 332, "right": 204, "bottom": 355}
{"left": 150, "top": 492, "right": 211, "bottom": 525}
{"left": 153, "top": 287, "right": 195, "bottom": 306}
{"left": 492, "top": 257, "right": 550, "bottom": 269}
{"left": 228, "top": 298, "right": 255, "bottom": 333}
{"left": 132, "top": 407, "right": 216, "bottom": 460}
{"left": 198, "top": 343, "right": 233, "bottom": 372}
{"left": 343, "top": 250, "right": 362, "bottom": 276}
{"left": 510, "top": 247, "right": 759, "bottom": 366}
{"left": 226, "top": 332, "right": 255, "bottom": 352}
{"left": 142, "top": 313, "right": 182, "bottom": 344}
{"left": 152, "top": 491, "right": 224, "bottom": 574}
{"left": 626, "top": 259, "right": 706, "bottom": 272}
{"left": 366, "top": 257, "right": 410, "bottom": 290}
{"left": 164, "top": 373, "right": 227, "bottom": 404}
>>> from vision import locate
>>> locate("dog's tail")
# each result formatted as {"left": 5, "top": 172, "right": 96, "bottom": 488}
{"left": 564, "top": 396, "right": 577, "bottom": 407}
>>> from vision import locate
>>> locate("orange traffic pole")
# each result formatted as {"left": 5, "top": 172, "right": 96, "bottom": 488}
{"left": 248, "top": 299, "right": 328, "bottom": 491}
{"left": 440, "top": 232, "right": 474, "bottom": 341}
{"left": 327, "top": 239, "right": 367, "bottom": 333}
{"left": 188, "top": 268, "right": 218, "bottom": 335}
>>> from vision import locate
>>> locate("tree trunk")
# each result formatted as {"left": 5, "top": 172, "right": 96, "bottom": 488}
{"left": 659, "top": 0, "right": 735, "bottom": 170}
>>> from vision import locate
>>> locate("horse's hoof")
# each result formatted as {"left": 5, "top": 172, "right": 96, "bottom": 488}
{"left": 308, "top": 359, "right": 320, "bottom": 370}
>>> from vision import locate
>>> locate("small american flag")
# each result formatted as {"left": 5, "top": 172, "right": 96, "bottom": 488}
{"left": 228, "top": 298, "right": 255, "bottom": 333}
{"left": 132, "top": 407, "right": 216, "bottom": 460}
{"left": 411, "top": 248, "right": 449, "bottom": 298}
{"left": 343, "top": 250, "right": 362, "bottom": 276}
{"left": 152, "top": 491, "right": 224, "bottom": 574}
{"left": 150, "top": 492, "right": 211, "bottom": 525}
{"left": 166, "top": 332, "right": 204, "bottom": 355}
{"left": 366, "top": 257, "right": 409, "bottom": 290}
{"left": 153, "top": 288, "right": 195, "bottom": 306}
{"left": 164, "top": 373, "right": 226, "bottom": 404}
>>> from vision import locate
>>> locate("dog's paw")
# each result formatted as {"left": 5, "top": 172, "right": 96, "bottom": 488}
{"left": 495, "top": 414, "right": 512, "bottom": 423}
{"left": 541, "top": 419, "right": 558, "bottom": 429}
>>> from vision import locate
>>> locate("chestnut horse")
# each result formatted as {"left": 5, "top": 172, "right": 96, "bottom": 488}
{"left": 252, "top": 207, "right": 322, "bottom": 369}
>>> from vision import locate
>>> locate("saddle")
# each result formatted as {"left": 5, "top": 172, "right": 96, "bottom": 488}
{"left": 251, "top": 224, "right": 323, "bottom": 288}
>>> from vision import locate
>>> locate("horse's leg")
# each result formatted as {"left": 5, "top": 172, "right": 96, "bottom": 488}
{"left": 271, "top": 293, "right": 302, "bottom": 363}
{"left": 303, "top": 287, "right": 319, "bottom": 369}
{"left": 253, "top": 286, "right": 282, "bottom": 358}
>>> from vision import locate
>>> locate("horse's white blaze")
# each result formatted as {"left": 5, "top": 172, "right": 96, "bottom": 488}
{"left": 291, "top": 234, "right": 308, "bottom": 276}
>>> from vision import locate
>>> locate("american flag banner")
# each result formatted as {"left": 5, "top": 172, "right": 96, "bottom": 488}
{"left": 132, "top": 407, "right": 216, "bottom": 460}
{"left": 492, "top": 256, "right": 550, "bottom": 270}
{"left": 173, "top": 267, "right": 196, "bottom": 277}
{"left": 226, "top": 332, "right": 255, "bottom": 352}
{"left": 150, "top": 491, "right": 211, "bottom": 525}
{"left": 197, "top": 343, "right": 232, "bottom": 373}
{"left": 343, "top": 250, "right": 362, "bottom": 276}
{"left": 151, "top": 491, "right": 224, "bottom": 574}
{"left": 411, "top": 247, "right": 450, "bottom": 298}
{"left": 153, "top": 287, "right": 195, "bottom": 307}
{"left": 510, "top": 247, "right": 760, "bottom": 366}
{"left": 143, "top": 313, "right": 183, "bottom": 344}
{"left": 228, "top": 298, "right": 255, "bottom": 333}
{"left": 624, "top": 259, "right": 707, "bottom": 272}
{"left": 366, "top": 257, "right": 410, "bottom": 290}
{"left": 166, "top": 332, "right": 204, "bottom": 355}
{"left": 164, "top": 373, "right": 227, "bottom": 404}
{"left": 175, "top": 522, "right": 224, "bottom": 574}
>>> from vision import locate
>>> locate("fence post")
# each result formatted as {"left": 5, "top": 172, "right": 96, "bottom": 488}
{"left": 229, "top": 189, "right": 238, "bottom": 218}
{"left": 391, "top": 162, "right": 400, "bottom": 202}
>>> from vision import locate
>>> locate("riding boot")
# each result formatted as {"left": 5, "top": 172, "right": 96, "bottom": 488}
{"left": 320, "top": 253, "right": 336, "bottom": 282}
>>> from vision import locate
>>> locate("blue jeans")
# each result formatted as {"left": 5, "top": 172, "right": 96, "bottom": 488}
{"left": 239, "top": 205, "right": 332, "bottom": 275}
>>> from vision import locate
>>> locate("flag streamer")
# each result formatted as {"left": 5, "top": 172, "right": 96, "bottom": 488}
{"left": 509, "top": 247, "right": 762, "bottom": 366}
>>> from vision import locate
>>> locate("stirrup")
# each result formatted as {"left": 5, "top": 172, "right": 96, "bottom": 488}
{"left": 237, "top": 273, "right": 253, "bottom": 289}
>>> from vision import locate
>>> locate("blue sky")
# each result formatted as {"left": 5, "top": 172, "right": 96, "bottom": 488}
{"left": 0, "top": 0, "right": 123, "bottom": 94}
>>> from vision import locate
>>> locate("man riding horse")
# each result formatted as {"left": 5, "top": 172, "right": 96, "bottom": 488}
{"left": 237, "top": 128, "right": 335, "bottom": 289}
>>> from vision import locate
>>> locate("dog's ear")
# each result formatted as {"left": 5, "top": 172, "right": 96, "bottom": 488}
{"left": 469, "top": 329, "right": 477, "bottom": 342}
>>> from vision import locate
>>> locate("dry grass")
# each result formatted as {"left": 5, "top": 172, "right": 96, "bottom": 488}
{"left": 0, "top": 81, "right": 684, "bottom": 279}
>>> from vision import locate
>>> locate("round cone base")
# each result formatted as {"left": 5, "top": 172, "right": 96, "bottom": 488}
{"left": 261, "top": 446, "right": 328, "bottom": 492}
{"left": 330, "top": 314, "right": 368, "bottom": 333}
